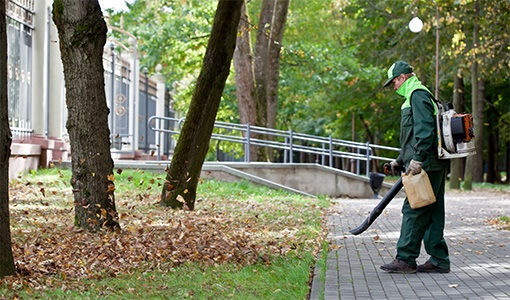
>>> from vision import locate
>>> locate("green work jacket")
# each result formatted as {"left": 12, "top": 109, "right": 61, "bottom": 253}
{"left": 395, "top": 76, "right": 449, "bottom": 171}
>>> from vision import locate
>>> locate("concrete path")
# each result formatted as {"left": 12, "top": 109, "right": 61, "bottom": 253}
{"left": 310, "top": 189, "right": 510, "bottom": 299}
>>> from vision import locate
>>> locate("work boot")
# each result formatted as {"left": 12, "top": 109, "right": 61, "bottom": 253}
{"left": 417, "top": 261, "right": 450, "bottom": 273}
{"left": 380, "top": 259, "right": 417, "bottom": 274}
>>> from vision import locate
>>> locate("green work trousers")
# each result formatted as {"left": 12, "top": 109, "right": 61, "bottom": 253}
{"left": 396, "top": 169, "right": 450, "bottom": 269}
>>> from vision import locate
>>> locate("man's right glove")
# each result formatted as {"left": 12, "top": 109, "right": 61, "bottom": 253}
{"left": 383, "top": 160, "right": 401, "bottom": 174}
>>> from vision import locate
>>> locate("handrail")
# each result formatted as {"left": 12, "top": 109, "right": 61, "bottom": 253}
{"left": 148, "top": 116, "right": 400, "bottom": 176}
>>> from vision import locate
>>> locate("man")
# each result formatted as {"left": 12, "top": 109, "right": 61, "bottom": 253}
{"left": 381, "top": 60, "right": 450, "bottom": 274}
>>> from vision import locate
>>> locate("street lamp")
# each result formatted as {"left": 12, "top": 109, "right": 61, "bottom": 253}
{"left": 409, "top": 16, "right": 423, "bottom": 33}
{"left": 143, "top": 67, "right": 149, "bottom": 152}
{"left": 109, "top": 40, "right": 116, "bottom": 142}
{"left": 107, "top": 25, "right": 138, "bottom": 153}
{"left": 409, "top": 0, "right": 440, "bottom": 100}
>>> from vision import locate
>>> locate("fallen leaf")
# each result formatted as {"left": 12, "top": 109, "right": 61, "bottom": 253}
{"left": 177, "top": 195, "right": 185, "bottom": 203}
{"left": 106, "top": 184, "right": 115, "bottom": 193}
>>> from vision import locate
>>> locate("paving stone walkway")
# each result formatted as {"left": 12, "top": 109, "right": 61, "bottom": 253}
{"left": 310, "top": 189, "right": 510, "bottom": 299}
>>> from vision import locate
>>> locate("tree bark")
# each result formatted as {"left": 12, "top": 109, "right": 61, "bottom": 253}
{"left": 450, "top": 70, "right": 465, "bottom": 189}
{"left": 250, "top": 0, "right": 289, "bottom": 161}
{"left": 53, "top": 0, "right": 119, "bottom": 231}
{"left": 254, "top": 0, "right": 272, "bottom": 130}
{"left": 266, "top": 0, "right": 289, "bottom": 131}
{"left": 0, "top": 0, "right": 16, "bottom": 278}
{"left": 486, "top": 95, "right": 500, "bottom": 183}
{"left": 161, "top": 0, "right": 243, "bottom": 209}
{"left": 464, "top": 0, "right": 480, "bottom": 190}
{"left": 234, "top": 1, "right": 259, "bottom": 161}
{"left": 506, "top": 141, "right": 510, "bottom": 183}
{"left": 251, "top": 0, "right": 274, "bottom": 161}
{"left": 473, "top": 79, "right": 485, "bottom": 182}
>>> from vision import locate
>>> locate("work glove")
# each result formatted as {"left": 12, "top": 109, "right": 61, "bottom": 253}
{"left": 383, "top": 160, "right": 401, "bottom": 174}
{"left": 407, "top": 159, "right": 423, "bottom": 175}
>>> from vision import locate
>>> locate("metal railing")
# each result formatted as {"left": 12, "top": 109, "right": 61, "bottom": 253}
{"left": 148, "top": 116, "right": 400, "bottom": 176}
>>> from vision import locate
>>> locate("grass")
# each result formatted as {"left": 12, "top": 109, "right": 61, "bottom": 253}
{"left": 1, "top": 167, "right": 329, "bottom": 299}
{"left": 489, "top": 215, "right": 510, "bottom": 231}
{"left": 500, "top": 216, "right": 510, "bottom": 223}
{"left": 3, "top": 255, "right": 316, "bottom": 299}
{"left": 472, "top": 181, "right": 510, "bottom": 192}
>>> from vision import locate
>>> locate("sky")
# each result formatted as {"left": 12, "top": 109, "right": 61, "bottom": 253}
{"left": 98, "top": 0, "right": 135, "bottom": 12}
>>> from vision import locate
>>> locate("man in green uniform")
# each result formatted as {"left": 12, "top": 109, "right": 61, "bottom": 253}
{"left": 381, "top": 60, "right": 450, "bottom": 274}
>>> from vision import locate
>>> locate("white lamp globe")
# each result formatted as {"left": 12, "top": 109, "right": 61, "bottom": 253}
{"left": 409, "top": 17, "right": 424, "bottom": 33}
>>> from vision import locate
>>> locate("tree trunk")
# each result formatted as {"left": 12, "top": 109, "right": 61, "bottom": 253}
{"left": 464, "top": 0, "right": 480, "bottom": 190}
{"left": 473, "top": 79, "right": 485, "bottom": 182}
{"left": 53, "top": 0, "right": 119, "bottom": 232}
{"left": 234, "top": 1, "right": 259, "bottom": 161}
{"left": 252, "top": 0, "right": 274, "bottom": 162}
{"left": 235, "top": 0, "right": 289, "bottom": 162}
{"left": 0, "top": 0, "right": 16, "bottom": 278}
{"left": 506, "top": 141, "right": 510, "bottom": 183}
{"left": 450, "top": 70, "right": 465, "bottom": 189}
{"left": 161, "top": 0, "right": 243, "bottom": 209}
{"left": 486, "top": 96, "right": 500, "bottom": 183}
{"left": 265, "top": 0, "right": 289, "bottom": 161}
{"left": 254, "top": 0, "right": 272, "bottom": 129}
{"left": 266, "top": 0, "right": 289, "bottom": 130}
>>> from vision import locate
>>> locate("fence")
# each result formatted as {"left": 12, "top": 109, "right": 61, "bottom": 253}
{"left": 148, "top": 116, "right": 400, "bottom": 176}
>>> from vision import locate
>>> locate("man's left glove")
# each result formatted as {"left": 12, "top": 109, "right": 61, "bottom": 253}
{"left": 407, "top": 160, "right": 422, "bottom": 175}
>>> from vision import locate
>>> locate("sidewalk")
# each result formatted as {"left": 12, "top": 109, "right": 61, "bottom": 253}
{"left": 310, "top": 190, "right": 510, "bottom": 299}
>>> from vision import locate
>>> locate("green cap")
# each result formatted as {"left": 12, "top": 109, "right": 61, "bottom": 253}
{"left": 383, "top": 60, "right": 413, "bottom": 87}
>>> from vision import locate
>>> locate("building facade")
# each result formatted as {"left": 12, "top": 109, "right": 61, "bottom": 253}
{"left": 6, "top": 0, "right": 171, "bottom": 179}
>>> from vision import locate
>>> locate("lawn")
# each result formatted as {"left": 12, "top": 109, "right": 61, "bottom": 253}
{"left": 1, "top": 167, "right": 329, "bottom": 299}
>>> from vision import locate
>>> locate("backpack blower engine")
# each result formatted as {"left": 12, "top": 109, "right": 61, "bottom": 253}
{"left": 436, "top": 102, "right": 476, "bottom": 159}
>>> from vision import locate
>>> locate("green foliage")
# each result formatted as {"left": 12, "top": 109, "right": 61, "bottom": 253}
{"left": 52, "top": 0, "right": 64, "bottom": 19}
{"left": 107, "top": 0, "right": 217, "bottom": 113}
{"left": 106, "top": 0, "right": 509, "bottom": 160}
{"left": 278, "top": 42, "right": 399, "bottom": 145}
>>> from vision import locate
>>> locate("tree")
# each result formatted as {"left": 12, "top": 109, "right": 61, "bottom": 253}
{"left": 160, "top": 0, "right": 243, "bottom": 209}
{"left": 234, "top": 0, "right": 289, "bottom": 161}
{"left": 463, "top": 0, "right": 480, "bottom": 189}
{"left": 264, "top": 0, "right": 289, "bottom": 131}
{"left": 0, "top": 0, "right": 16, "bottom": 278}
{"left": 53, "top": 0, "right": 119, "bottom": 231}
{"left": 234, "top": 1, "right": 259, "bottom": 161}
{"left": 450, "top": 70, "right": 466, "bottom": 189}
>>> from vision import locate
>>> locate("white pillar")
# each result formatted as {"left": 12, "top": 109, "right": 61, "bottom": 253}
{"left": 127, "top": 38, "right": 139, "bottom": 153}
{"left": 47, "top": 1, "right": 65, "bottom": 139}
{"left": 31, "top": 1, "right": 47, "bottom": 136}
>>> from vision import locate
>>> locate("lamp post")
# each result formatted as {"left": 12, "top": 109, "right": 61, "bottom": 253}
{"left": 106, "top": 25, "right": 138, "bottom": 153}
{"left": 409, "top": 0, "right": 440, "bottom": 100}
{"left": 143, "top": 67, "right": 149, "bottom": 152}
{"left": 109, "top": 41, "right": 116, "bottom": 142}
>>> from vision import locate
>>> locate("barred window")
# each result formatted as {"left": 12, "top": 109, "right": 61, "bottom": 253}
{"left": 7, "top": 17, "right": 32, "bottom": 137}
{"left": 6, "top": 0, "right": 34, "bottom": 139}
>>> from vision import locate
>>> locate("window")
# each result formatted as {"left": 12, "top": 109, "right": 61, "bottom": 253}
{"left": 6, "top": 1, "right": 34, "bottom": 139}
